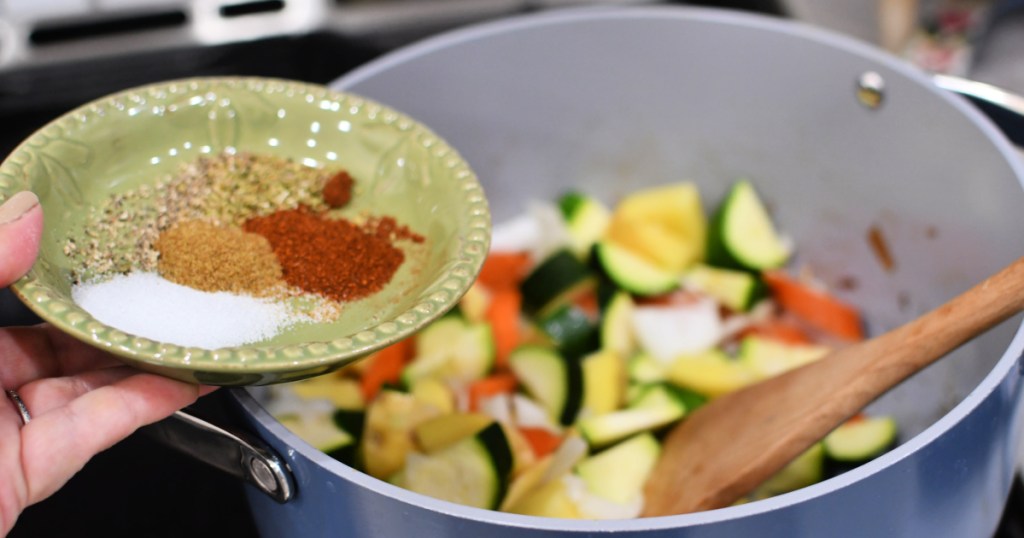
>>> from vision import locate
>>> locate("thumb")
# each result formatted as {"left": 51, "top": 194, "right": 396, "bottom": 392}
{"left": 0, "top": 191, "right": 43, "bottom": 287}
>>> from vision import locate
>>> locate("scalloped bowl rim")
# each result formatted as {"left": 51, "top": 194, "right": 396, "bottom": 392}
{"left": 1, "top": 77, "right": 491, "bottom": 379}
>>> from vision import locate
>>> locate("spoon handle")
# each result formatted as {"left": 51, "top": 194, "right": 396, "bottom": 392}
{"left": 642, "top": 255, "right": 1024, "bottom": 516}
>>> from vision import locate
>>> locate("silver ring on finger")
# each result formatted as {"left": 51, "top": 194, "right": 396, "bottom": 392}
{"left": 5, "top": 389, "right": 31, "bottom": 426}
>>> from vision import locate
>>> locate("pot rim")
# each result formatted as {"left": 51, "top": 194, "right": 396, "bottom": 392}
{"left": 235, "top": 4, "right": 1024, "bottom": 531}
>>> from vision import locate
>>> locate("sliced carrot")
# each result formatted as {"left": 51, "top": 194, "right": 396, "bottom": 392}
{"left": 486, "top": 288, "right": 522, "bottom": 368}
{"left": 360, "top": 338, "right": 413, "bottom": 400}
{"left": 763, "top": 270, "right": 865, "bottom": 342}
{"left": 467, "top": 372, "right": 519, "bottom": 412}
{"left": 740, "top": 319, "right": 813, "bottom": 345}
{"left": 477, "top": 252, "right": 532, "bottom": 290}
{"left": 518, "top": 427, "right": 563, "bottom": 459}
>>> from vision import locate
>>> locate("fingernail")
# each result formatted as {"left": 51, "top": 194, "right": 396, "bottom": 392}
{"left": 0, "top": 192, "right": 39, "bottom": 226}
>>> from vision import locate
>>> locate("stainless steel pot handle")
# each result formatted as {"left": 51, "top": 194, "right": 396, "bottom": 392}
{"left": 143, "top": 409, "right": 295, "bottom": 503}
{"left": 933, "top": 74, "right": 1024, "bottom": 147}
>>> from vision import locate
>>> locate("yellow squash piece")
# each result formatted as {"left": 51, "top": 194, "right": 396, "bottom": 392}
{"left": 581, "top": 350, "right": 626, "bottom": 415}
{"left": 606, "top": 182, "right": 706, "bottom": 273}
{"left": 362, "top": 390, "right": 441, "bottom": 479}
{"left": 739, "top": 336, "right": 831, "bottom": 379}
{"left": 414, "top": 413, "right": 494, "bottom": 453}
{"left": 666, "top": 350, "right": 759, "bottom": 398}
{"left": 505, "top": 476, "right": 581, "bottom": 519}
{"left": 290, "top": 375, "right": 365, "bottom": 410}
{"left": 409, "top": 377, "right": 456, "bottom": 414}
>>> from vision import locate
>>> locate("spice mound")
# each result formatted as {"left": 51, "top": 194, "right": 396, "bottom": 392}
{"left": 156, "top": 221, "right": 283, "bottom": 295}
{"left": 67, "top": 152, "right": 425, "bottom": 349}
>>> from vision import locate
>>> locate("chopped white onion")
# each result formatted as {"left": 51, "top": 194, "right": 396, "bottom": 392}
{"left": 511, "top": 394, "right": 561, "bottom": 433}
{"left": 632, "top": 296, "right": 723, "bottom": 363}
{"left": 478, "top": 393, "right": 514, "bottom": 424}
{"left": 541, "top": 434, "right": 588, "bottom": 484}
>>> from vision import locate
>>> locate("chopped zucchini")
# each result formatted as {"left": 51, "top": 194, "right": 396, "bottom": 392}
{"left": 577, "top": 386, "right": 685, "bottom": 447}
{"left": 739, "top": 335, "right": 830, "bottom": 379}
{"left": 400, "top": 422, "right": 513, "bottom": 510}
{"left": 409, "top": 377, "right": 456, "bottom": 414}
{"left": 520, "top": 249, "right": 596, "bottom": 314}
{"left": 594, "top": 240, "right": 680, "bottom": 297}
{"left": 331, "top": 409, "right": 366, "bottom": 468}
{"left": 629, "top": 383, "right": 707, "bottom": 413}
{"left": 509, "top": 346, "right": 584, "bottom": 426}
{"left": 458, "top": 282, "right": 492, "bottom": 323}
{"left": 289, "top": 375, "right": 365, "bottom": 410}
{"left": 505, "top": 474, "right": 581, "bottom": 518}
{"left": 559, "top": 191, "right": 611, "bottom": 259}
{"left": 600, "top": 291, "right": 636, "bottom": 358}
{"left": 707, "top": 180, "right": 790, "bottom": 271}
{"left": 575, "top": 433, "right": 661, "bottom": 504}
{"left": 684, "top": 263, "right": 765, "bottom": 312}
{"left": 539, "top": 304, "right": 599, "bottom": 360}
{"left": 581, "top": 349, "right": 625, "bottom": 416}
{"left": 823, "top": 416, "right": 898, "bottom": 463}
{"left": 361, "top": 390, "right": 441, "bottom": 479}
{"left": 414, "top": 413, "right": 495, "bottom": 453}
{"left": 278, "top": 412, "right": 354, "bottom": 457}
{"left": 402, "top": 316, "right": 494, "bottom": 385}
{"left": 666, "top": 349, "right": 758, "bottom": 398}
{"left": 627, "top": 353, "right": 667, "bottom": 384}
{"left": 750, "top": 443, "right": 824, "bottom": 500}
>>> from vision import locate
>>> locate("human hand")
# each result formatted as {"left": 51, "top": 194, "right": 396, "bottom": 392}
{"left": 0, "top": 192, "right": 216, "bottom": 535}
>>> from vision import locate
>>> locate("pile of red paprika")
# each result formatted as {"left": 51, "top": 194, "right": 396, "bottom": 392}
{"left": 243, "top": 171, "right": 425, "bottom": 303}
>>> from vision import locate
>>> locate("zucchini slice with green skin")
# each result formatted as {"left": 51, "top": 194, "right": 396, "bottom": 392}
{"left": 751, "top": 443, "right": 825, "bottom": 500}
{"left": 520, "top": 249, "right": 596, "bottom": 314}
{"left": 402, "top": 316, "right": 495, "bottom": 386}
{"left": 823, "top": 416, "right": 898, "bottom": 462}
{"left": 706, "top": 180, "right": 791, "bottom": 271}
{"left": 628, "top": 382, "right": 707, "bottom": 414}
{"left": 575, "top": 433, "right": 661, "bottom": 504}
{"left": 684, "top": 263, "right": 766, "bottom": 312}
{"left": 738, "top": 335, "right": 830, "bottom": 379}
{"left": 539, "top": 304, "right": 600, "bottom": 361}
{"left": 509, "top": 345, "right": 584, "bottom": 426}
{"left": 279, "top": 413, "right": 353, "bottom": 453}
{"left": 559, "top": 191, "right": 611, "bottom": 259}
{"left": 399, "top": 422, "right": 513, "bottom": 510}
{"left": 577, "top": 385, "right": 686, "bottom": 447}
{"left": 594, "top": 240, "right": 680, "bottom": 297}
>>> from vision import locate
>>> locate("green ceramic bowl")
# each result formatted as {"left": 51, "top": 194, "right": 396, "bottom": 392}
{"left": 0, "top": 77, "right": 490, "bottom": 386}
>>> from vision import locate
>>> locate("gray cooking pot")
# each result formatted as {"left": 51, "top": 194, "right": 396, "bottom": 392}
{"left": 162, "top": 6, "right": 1024, "bottom": 537}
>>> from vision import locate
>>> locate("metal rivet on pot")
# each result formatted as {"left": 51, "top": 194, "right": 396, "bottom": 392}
{"left": 250, "top": 457, "right": 279, "bottom": 494}
{"left": 857, "top": 71, "right": 886, "bottom": 109}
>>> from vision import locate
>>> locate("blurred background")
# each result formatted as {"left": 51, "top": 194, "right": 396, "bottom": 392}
{"left": 1, "top": 0, "right": 1022, "bottom": 536}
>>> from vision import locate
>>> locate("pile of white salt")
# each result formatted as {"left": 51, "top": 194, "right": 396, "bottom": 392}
{"left": 71, "top": 272, "right": 299, "bottom": 349}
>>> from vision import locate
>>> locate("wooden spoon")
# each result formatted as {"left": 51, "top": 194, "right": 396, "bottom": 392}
{"left": 642, "top": 255, "right": 1024, "bottom": 517}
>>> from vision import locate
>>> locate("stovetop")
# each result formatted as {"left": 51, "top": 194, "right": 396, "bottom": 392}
{"left": 3, "top": 4, "right": 1024, "bottom": 536}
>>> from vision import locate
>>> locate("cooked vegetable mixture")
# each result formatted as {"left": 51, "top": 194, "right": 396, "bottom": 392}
{"left": 266, "top": 180, "right": 899, "bottom": 518}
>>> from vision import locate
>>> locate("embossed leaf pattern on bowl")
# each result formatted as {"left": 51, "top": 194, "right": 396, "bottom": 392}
{"left": 0, "top": 77, "right": 491, "bottom": 385}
